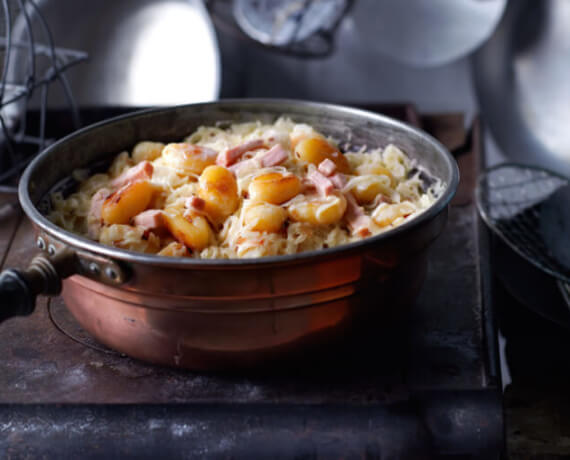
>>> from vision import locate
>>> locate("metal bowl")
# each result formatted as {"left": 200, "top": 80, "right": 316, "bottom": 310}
{"left": 10, "top": 0, "right": 221, "bottom": 108}
{"left": 473, "top": 0, "right": 570, "bottom": 177}
{"left": 1, "top": 100, "right": 458, "bottom": 370}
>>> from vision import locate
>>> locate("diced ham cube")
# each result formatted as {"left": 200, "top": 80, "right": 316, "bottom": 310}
{"left": 307, "top": 170, "right": 334, "bottom": 197}
{"left": 183, "top": 195, "right": 214, "bottom": 224}
{"left": 329, "top": 173, "right": 347, "bottom": 189}
{"left": 111, "top": 161, "right": 153, "bottom": 189}
{"left": 133, "top": 209, "right": 165, "bottom": 231}
{"left": 185, "top": 195, "right": 206, "bottom": 212}
{"left": 87, "top": 188, "right": 111, "bottom": 239}
{"left": 345, "top": 193, "right": 373, "bottom": 237}
{"left": 318, "top": 158, "right": 336, "bottom": 177}
{"left": 216, "top": 139, "right": 265, "bottom": 167}
{"left": 259, "top": 144, "right": 288, "bottom": 167}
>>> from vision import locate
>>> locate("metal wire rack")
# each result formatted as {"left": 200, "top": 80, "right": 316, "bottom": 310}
{"left": 0, "top": 0, "right": 86, "bottom": 193}
{"left": 476, "top": 163, "right": 570, "bottom": 285}
{"left": 205, "top": 0, "right": 353, "bottom": 58}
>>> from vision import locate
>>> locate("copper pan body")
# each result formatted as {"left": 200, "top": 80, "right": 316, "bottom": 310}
{"left": 20, "top": 100, "right": 458, "bottom": 370}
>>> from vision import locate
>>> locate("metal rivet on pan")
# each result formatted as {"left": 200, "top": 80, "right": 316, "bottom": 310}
{"left": 105, "top": 267, "right": 118, "bottom": 281}
{"left": 88, "top": 263, "right": 100, "bottom": 275}
{"left": 36, "top": 237, "right": 46, "bottom": 250}
{"left": 47, "top": 244, "right": 56, "bottom": 256}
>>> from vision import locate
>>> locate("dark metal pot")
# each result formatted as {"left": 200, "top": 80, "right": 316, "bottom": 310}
{"left": 0, "top": 100, "right": 459, "bottom": 370}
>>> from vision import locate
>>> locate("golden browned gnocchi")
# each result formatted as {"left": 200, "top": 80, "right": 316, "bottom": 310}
{"left": 48, "top": 118, "right": 441, "bottom": 259}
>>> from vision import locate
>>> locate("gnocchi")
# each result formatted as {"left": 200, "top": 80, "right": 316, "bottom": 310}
{"left": 49, "top": 118, "right": 440, "bottom": 259}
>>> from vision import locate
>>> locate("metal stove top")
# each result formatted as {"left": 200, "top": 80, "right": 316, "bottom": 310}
{"left": 0, "top": 105, "right": 503, "bottom": 458}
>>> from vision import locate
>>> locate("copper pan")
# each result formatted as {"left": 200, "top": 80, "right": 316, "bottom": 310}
{"left": 0, "top": 100, "right": 459, "bottom": 370}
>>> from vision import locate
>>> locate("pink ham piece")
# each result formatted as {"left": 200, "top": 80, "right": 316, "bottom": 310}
{"left": 87, "top": 188, "right": 111, "bottom": 239}
{"left": 259, "top": 144, "right": 288, "bottom": 167}
{"left": 133, "top": 209, "right": 165, "bottom": 232}
{"left": 228, "top": 158, "right": 258, "bottom": 176}
{"left": 216, "top": 139, "right": 265, "bottom": 167}
{"left": 345, "top": 193, "right": 373, "bottom": 237}
{"left": 228, "top": 159, "right": 253, "bottom": 175}
{"left": 183, "top": 195, "right": 213, "bottom": 224}
{"left": 185, "top": 195, "right": 206, "bottom": 212}
{"left": 307, "top": 170, "right": 334, "bottom": 196}
{"left": 111, "top": 161, "right": 153, "bottom": 189}
{"left": 228, "top": 144, "right": 288, "bottom": 174}
{"left": 329, "top": 173, "right": 347, "bottom": 189}
{"left": 317, "top": 158, "right": 336, "bottom": 177}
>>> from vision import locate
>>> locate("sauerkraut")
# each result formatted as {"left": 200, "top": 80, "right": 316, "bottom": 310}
{"left": 48, "top": 118, "right": 442, "bottom": 259}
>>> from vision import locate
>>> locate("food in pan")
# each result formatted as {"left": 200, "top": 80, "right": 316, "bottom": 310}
{"left": 48, "top": 118, "right": 442, "bottom": 258}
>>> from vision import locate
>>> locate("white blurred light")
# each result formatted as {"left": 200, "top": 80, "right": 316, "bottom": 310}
{"left": 127, "top": 1, "right": 220, "bottom": 105}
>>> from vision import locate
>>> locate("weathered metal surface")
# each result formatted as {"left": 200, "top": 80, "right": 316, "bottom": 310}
{"left": 3, "top": 392, "right": 502, "bottom": 459}
{"left": 0, "top": 392, "right": 502, "bottom": 459}
{"left": 0, "top": 106, "right": 502, "bottom": 457}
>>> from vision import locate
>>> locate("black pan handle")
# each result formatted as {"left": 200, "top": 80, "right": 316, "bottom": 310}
{"left": 0, "top": 251, "right": 73, "bottom": 324}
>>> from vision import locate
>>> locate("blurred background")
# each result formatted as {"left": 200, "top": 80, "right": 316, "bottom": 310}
{"left": 2, "top": 0, "right": 570, "bottom": 171}
{"left": 3, "top": 0, "right": 570, "bottom": 183}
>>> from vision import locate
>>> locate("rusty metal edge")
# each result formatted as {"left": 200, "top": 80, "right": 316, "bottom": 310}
{"left": 474, "top": 117, "right": 504, "bottom": 457}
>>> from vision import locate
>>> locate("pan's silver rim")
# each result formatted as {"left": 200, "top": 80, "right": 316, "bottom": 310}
{"left": 19, "top": 98, "right": 459, "bottom": 268}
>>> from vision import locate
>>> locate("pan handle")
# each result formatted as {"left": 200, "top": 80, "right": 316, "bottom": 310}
{"left": 0, "top": 251, "right": 74, "bottom": 324}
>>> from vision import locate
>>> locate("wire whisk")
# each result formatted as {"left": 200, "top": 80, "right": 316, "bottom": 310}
{"left": 0, "top": 0, "right": 86, "bottom": 193}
